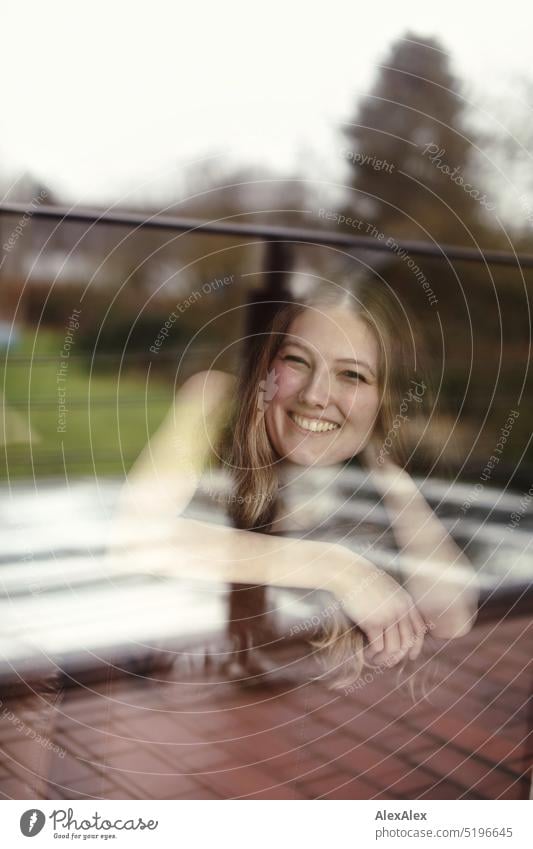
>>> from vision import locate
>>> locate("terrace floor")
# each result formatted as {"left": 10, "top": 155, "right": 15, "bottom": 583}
{"left": 1, "top": 612, "right": 531, "bottom": 800}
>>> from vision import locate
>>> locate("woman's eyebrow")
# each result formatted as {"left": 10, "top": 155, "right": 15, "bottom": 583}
{"left": 281, "top": 339, "right": 310, "bottom": 353}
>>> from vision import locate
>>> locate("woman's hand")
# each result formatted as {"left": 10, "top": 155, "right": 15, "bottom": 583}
{"left": 333, "top": 553, "right": 428, "bottom": 667}
{"left": 359, "top": 437, "right": 479, "bottom": 640}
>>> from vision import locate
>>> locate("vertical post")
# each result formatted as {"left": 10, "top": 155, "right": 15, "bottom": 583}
{"left": 243, "top": 241, "right": 294, "bottom": 361}
{"left": 227, "top": 241, "right": 293, "bottom": 678}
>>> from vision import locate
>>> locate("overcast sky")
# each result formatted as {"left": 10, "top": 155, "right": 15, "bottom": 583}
{"left": 2, "top": 0, "right": 532, "bottom": 206}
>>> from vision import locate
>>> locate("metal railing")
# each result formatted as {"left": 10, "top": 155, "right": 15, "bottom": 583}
{"left": 2, "top": 200, "right": 533, "bottom": 266}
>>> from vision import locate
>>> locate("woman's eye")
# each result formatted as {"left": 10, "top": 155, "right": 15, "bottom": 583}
{"left": 342, "top": 370, "right": 366, "bottom": 382}
{"left": 283, "top": 355, "right": 308, "bottom": 366}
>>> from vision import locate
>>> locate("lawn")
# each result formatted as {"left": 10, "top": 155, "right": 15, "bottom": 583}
{"left": 0, "top": 328, "right": 173, "bottom": 480}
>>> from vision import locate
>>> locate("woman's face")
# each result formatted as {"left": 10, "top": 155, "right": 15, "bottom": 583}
{"left": 264, "top": 306, "right": 382, "bottom": 467}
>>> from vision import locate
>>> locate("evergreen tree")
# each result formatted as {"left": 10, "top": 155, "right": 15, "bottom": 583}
{"left": 342, "top": 32, "right": 489, "bottom": 243}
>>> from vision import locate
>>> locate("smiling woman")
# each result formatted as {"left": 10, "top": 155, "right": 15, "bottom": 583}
{"left": 109, "top": 278, "right": 479, "bottom": 690}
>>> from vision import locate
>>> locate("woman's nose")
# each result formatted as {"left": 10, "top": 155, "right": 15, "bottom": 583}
{"left": 298, "top": 370, "right": 331, "bottom": 408}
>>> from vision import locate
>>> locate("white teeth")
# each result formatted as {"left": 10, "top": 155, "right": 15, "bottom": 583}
{"left": 291, "top": 413, "right": 339, "bottom": 433}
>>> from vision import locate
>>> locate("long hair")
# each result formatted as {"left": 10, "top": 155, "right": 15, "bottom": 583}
{"left": 218, "top": 277, "right": 436, "bottom": 692}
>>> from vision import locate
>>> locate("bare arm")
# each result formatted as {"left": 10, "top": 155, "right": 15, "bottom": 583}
{"left": 108, "top": 369, "right": 347, "bottom": 591}
{"left": 107, "top": 370, "right": 429, "bottom": 663}
{"left": 363, "top": 448, "right": 479, "bottom": 639}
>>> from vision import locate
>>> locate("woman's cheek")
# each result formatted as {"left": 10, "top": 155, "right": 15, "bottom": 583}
{"left": 341, "top": 387, "right": 380, "bottom": 426}
{"left": 338, "top": 387, "right": 362, "bottom": 421}
{"left": 272, "top": 361, "right": 304, "bottom": 399}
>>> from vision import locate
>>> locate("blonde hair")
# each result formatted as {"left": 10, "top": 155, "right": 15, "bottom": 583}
{"left": 218, "top": 279, "right": 435, "bottom": 693}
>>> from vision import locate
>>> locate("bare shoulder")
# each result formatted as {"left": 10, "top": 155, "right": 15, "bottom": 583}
{"left": 177, "top": 369, "right": 237, "bottom": 410}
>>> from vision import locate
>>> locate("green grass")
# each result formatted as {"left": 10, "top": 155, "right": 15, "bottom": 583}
{"left": 0, "top": 329, "right": 173, "bottom": 480}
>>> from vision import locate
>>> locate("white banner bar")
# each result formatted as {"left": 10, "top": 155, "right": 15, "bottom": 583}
{"left": 1, "top": 800, "right": 531, "bottom": 847}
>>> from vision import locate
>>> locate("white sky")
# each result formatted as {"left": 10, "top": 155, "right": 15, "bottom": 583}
{"left": 1, "top": 0, "right": 533, "bottom": 205}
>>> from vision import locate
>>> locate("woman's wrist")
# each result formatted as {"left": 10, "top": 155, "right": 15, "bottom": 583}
{"left": 311, "top": 542, "right": 380, "bottom": 603}
{"left": 300, "top": 541, "right": 349, "bottom": 598}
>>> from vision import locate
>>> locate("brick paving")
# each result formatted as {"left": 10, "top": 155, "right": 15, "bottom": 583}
{"left": 0, "top": 614, "right": 531, "bottom": 800}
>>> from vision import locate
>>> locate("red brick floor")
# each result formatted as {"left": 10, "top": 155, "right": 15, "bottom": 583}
{"left": 0, "top": 614, "right": 531, "bottom": 800}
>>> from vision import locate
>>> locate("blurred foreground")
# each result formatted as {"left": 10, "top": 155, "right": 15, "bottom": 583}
{"left": 0, "top": 472, "right": 531, "bottom": 799}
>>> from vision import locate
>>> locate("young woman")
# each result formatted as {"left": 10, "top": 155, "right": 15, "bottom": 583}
{"left": 110, "top": 280, "right": 478, "bottom": 688}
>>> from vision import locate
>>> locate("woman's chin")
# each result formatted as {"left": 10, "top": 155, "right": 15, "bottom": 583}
{"left": 278, "top": 445, "right": 337, "bottom": 467}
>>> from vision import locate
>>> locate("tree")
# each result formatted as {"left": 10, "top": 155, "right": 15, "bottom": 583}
{"left": 342, "top": 32, "right": 489, "bottom": 244}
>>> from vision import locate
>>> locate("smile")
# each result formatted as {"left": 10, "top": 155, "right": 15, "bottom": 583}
{"left": 288, "top": 412, "right": 340, "bottom": 433}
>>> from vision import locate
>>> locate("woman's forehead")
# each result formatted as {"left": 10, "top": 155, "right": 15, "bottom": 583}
{"left": 285, "top": 307, "right": 378, "bottom": 363}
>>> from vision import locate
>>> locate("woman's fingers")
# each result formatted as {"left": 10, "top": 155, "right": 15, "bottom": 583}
{"left": 367, "top": 610, "right": 418, "bottom": 667}
{"left": 409, "top": 603, "right": 428, "bottom": 637}
{"left": 410, "top": 608, "right": 427, "bottom": 659}
{"left": 398, "top": 615, "right": 414, "bottom": 655}
{"left": 360, "top": 594, "right": 429, "bottom": 669}
{"left": 363, "top": 626, "right": 385, "bottom": 657}
{"left": 365, "top": 623, "right": 404, "bottom": 668}
{"left": 408, "top": 629, "right": 425, "bottom": 660}
{"left": 384, "top": 623, "right": 401, "bottom": 655}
